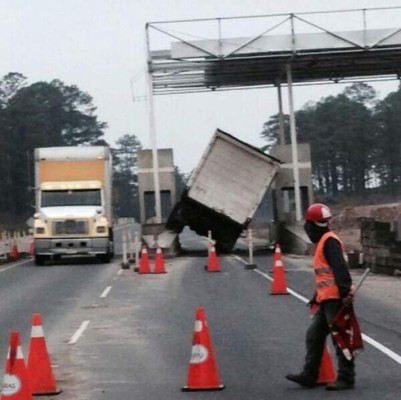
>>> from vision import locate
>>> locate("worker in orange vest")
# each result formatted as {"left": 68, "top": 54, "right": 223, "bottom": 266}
{"left": 286, "top": 203, "right": 355, "bottom": 391}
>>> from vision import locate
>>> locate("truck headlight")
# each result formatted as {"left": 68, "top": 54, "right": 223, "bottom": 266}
{"left": 96, "top": 226, "right": 106, "bottom": 233}
{"left": 36, "top": 227, "right": 45, "bottom": 234}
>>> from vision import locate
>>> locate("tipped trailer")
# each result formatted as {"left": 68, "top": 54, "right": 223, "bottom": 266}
{"left": 167, "top": 129, "right": 281, "bottom": 252}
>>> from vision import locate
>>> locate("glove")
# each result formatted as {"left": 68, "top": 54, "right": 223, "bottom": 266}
{"left": 342, "top": 294, "right": 354, "bottom": 307}
{"left": 307, "top": 299, "right": 315, "bottom": 308}
{"left": 342, "top": 285, "right": 355, "bottom": 307}
{"left": 307, "top": 294, "right": 317, "bottom": 308}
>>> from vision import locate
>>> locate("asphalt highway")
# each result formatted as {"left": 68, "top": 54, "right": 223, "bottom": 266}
{"left": 0, "top": 250, "right": 400, "bottom": 399}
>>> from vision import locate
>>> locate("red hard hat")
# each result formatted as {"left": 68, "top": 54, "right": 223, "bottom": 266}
{"left": 305, "top": 203, "right": 332, "bottom": 226}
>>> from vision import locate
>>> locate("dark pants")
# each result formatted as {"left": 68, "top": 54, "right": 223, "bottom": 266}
{"left": 303, "top": 300, "right": 355, "bottom": 383}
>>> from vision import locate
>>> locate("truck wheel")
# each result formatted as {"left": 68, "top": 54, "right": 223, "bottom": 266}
{"left": 98, "top": 253, "right": 111, "bottom": 264}
{"left": 34, "top": 255, "right": 46, "bottom": 266}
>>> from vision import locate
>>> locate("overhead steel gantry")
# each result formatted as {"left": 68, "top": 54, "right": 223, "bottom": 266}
{"left": 144, "top": 7, "right": 401, "bottom": 223}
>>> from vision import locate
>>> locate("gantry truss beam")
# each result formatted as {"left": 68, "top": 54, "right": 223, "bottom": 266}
{"left": 146, "top": 7, "right": 401, "bottom": 94}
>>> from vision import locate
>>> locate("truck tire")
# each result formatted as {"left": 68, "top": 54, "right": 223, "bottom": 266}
{"left": 214, "top": 231, "right": 240, "bottom": 254}
{"left": 34, "top": 255, "right": 47, "bottom": 266}
{"left": 215, "top": 241, "right": 235, "bottom": 254}
{"left": 98, "top": 253, "right": 111, "bottom": 264}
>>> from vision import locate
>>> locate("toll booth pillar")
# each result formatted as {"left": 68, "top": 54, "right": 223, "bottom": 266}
{"left": 137, "top": 149, "right": 176, "bottom": 225}
{"left": 270, "top": 143, "right": 313, "bottom": 223}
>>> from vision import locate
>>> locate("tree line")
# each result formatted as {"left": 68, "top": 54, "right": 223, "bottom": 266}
{"left": 0, "top": 73, "right": 186, "bottom": 227}
{"left": 260, "top": 82, "right": 401, "bottom": 203}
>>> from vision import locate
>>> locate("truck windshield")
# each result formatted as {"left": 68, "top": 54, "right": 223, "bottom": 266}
{"left": 41, "top": 189, "right": 102, "bottom": 207}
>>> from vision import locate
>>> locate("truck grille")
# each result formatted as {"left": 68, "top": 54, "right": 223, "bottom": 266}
{"left": 53, "top": 220, "right": 88, "bottom": 235}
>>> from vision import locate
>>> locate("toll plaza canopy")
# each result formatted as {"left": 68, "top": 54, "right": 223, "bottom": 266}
{"left": 145, "top": 7, "right": 401, "bottom": 94}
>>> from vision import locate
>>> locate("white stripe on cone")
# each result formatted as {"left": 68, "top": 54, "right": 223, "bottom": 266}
{"left": 31, "top": 326, "right": 45, "bottom": 338}
{"left": 7, "top": 345, "right": 24, "bottom": 359}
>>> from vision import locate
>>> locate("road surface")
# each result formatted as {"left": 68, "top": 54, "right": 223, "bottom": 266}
{"left": 0, "top": 247, "right": 400, "bottom": 399}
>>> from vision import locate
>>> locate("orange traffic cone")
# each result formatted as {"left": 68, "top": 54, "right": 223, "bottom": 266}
{"left": 10, "top": 242, "right": 19, "bottom": 260}
{"left": 270, "top": 245, "right": 289, "bottom": 295}
{"left": 205, "top": 246, "right": 220, "bottom": 272}
{"left": 182, "top": 307, "right": 225, "bottom": 391}
{"left": 27, "top": 314, "right": 61, "bottom": 396}
{"left": 154, "top": 246, "right": 166, "bottom": 274}
{"left": 138, "top": 246, "right": 151, "bottom": 274}
{"left": 0, "top": 331, "right": 33, "bottom": 400}
{"left": 310, "top": 305, "right": 336, "bottom": 384}
{"left": 318, "top": 345, "right": 336, "bottom": 384}
{"left": 271, "top": 243, "right": 282, "bottom": 272}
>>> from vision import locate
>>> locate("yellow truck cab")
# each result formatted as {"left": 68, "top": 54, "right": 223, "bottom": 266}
{"left": 33, "top": 146, "right": 113, "bottom": 265}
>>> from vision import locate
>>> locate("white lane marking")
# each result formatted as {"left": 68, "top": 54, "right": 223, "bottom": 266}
{"left": 69, "top": 320, "right": 90, "bottom": 345}
{"left": 0, "top": 265, "right": 19, "bottom": 273}
{"left": 234, "top": 255, "right": 401, "bottom": 366}
{"left": 0, "top": 259, "right": 33, "bottom": 273}
{"left": 362, "top": 335, "right": 401, "bottom": 365}
{"left": 117, "top": 269, "right": 123, "bottom": 275}
{"left": 100, "top": 286, "right": 112, "bottom": 298}
{"left": 233, "top": 255, "right": 248, "bottom": 265}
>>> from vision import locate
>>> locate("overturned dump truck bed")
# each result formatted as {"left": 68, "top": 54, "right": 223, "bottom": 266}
{"left": 167, "top": 129, "right": 281, "bottom": 252}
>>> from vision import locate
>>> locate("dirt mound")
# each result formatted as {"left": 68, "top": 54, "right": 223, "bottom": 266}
{"left": 332, "top": 202, "right": 401, "bottom": 251}
{"left": 333, "top": 202, "right": 401, "bottom": 227}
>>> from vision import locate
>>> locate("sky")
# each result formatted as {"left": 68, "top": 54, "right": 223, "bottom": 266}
{"left": 2, "top": 0, "right": 401, "bottom": 174}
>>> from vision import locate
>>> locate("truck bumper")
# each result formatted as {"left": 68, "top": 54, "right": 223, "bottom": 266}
{"left": 34, "top": 237, "right": 111, "bottom": 256}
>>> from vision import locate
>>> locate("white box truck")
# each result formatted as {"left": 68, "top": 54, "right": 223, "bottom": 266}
{"left": 166, "top": 129, "right": 281, "bottom": 252}
{"left": 33, "top": 146, "right": 113, "bottom": 265}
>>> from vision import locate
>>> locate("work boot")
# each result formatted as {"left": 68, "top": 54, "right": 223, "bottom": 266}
{"left": 326, "top": 379, "right": 354, "bottom": 391}
{"left": 285, "top": 373, "right": 317, "bottom": 388}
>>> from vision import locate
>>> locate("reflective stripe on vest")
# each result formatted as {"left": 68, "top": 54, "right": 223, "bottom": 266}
{"left": 315, "top": 267, "right": 332, "bottom": 275}
{"left": 313, "top": 231, "right": 342, "bottom": 302}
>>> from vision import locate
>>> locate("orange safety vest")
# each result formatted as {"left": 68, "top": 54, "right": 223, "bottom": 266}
{"left": 313, "top": 231, "right": 343, "bottom": 303}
